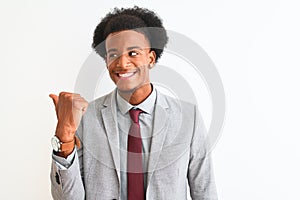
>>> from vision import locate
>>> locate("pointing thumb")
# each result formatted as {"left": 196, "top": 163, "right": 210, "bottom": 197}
{"left": 49, "top": 94, "right": 59, "bottom": 107}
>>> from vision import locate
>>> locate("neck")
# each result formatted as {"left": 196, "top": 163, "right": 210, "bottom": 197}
{"left": 118, "top": 83, "right": 152, "bottom": 105}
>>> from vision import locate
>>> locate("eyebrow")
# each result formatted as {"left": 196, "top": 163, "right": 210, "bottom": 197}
{"left": 107, "top": 48, "right": 118, "bottom": 54}
{"left": 107, "top": 46, "right": 144, "bottom": 54}
{"left": 127, "top": 46, "right": 143, "bottom": 51}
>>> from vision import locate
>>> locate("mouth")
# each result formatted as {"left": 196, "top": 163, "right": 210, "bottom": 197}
{"left": 116, "top": 71, "right": 136, "bottom": 78}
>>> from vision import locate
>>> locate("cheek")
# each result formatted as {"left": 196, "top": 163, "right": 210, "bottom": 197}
{"left": 108, "top": 69, "right": 115, "bottom": 77}
{"left": 107, "top": 67, "right": 116, "bottom": 80}
{"left": 106, "top": 62, "right": 114, "bottom": 70}
{"left": 107, "top": 62, "right": 117, "bottom": 74}
{"left": 139, "top": 65, "right": 150, "bottom": 76}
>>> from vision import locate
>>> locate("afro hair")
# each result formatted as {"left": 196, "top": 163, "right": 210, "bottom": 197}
{"left": 92, "top": 6, "right": 168, "bottom": 63}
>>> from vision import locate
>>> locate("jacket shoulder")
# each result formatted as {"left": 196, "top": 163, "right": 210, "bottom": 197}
{"left": 88, "top": 90, "right": 115, "bottom": 108}
{"left": 158, "top": 91, "right": 197, "bottom": 111}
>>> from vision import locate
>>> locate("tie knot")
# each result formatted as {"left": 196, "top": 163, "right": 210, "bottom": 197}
{"left": 129, "top": 108, "right": 142, "bottom": 123}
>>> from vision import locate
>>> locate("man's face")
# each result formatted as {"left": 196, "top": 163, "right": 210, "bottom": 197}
{"left": 105, "top": 30, "right": 156, "bottom": 92}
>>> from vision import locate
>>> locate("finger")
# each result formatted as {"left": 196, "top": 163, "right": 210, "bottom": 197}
{"left": 59, "top": 92, "right": 81, "bottom": 102}
{"left": 49, "top": 94, "right": 59, "bottom": 107}
{"left": 59, "top": 92, "right": 72, "bottom": 99}
{"left": 59, "top": 91, "right": 73, "bottom": 95}
{"left": 82, "top": 107, "right": 86, "bottom": 112}
{"left": 82, "top": 102, "right": 89, "bottom": 113}
{"left": 73, "top": 100, "right": 88, "bottom": 110}
{"left": 71, "top": 94, "right": 82, "bottom": 101}
{"left": 72, "top": 102, "right": 88, "bottom": 111}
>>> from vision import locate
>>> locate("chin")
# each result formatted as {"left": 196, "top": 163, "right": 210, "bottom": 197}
{"left": 116, "top": 80, "right": 149, "bottom": 94}
{"left": 116, "top": 85, "right": 138, "bottom": 93}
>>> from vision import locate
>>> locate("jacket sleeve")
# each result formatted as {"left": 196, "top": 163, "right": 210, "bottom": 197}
{"left": 50, "top": 123, "right": 85, "bottom": 200}
{"left": 187, "top": 105, "right": 218, "bottom": 200}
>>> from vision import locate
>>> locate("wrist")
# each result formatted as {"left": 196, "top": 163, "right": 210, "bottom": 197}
{"left": 55, "top": 123, "right": 76, "bottom": 142}
{"left": 51, "top": 135, "right": 80, "bottom": 156}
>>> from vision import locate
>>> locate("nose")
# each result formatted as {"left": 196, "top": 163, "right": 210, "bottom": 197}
{"left": 117, "top": 53, "right": 131, "bottom": 68}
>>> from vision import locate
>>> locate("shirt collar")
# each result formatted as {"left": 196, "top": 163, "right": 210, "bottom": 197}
{"left": 116, "top": 84, "right": 157, "bottom": 115}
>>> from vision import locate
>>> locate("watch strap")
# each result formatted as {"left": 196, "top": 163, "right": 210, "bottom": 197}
{"left": 60, "top": 135, "right": 81, "bottom": 152}
{"left": 74, "top": 135, "right": 81, "bottom": 148}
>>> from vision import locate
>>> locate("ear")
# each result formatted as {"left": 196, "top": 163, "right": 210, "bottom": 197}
{"left": 148, "top": 50, "right": 156, "bottom": 67}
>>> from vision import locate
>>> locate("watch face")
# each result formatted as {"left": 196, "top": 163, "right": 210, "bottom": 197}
{"left": 51, "top": 136, "right": 61, "bottom": 152}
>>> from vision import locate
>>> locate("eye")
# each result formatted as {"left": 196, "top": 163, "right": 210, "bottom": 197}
{"left": 128, "top": 51, "right": 139, "bottom": 57}
{"left": 108, "top": 53, "right": 118, "bottom": 58}
{"left": 108, "top": 53, "right": 118, "bottom": 59}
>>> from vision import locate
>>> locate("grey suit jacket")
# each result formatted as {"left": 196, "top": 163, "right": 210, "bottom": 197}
{"left": 51, "top": 89, "right": 218, "bottom": 200}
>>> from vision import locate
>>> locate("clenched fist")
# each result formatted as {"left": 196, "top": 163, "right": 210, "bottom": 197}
{"left": 49, "top": 92, "right": 88, "bottom": 149}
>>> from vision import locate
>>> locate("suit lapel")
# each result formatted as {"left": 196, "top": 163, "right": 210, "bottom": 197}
{"left": 147, "top": 91, "right": 169, "bottom": 188}
{"left": 99, "top": 90, "right": 171, "bottom": 191}
{"left": 100, "top": 89, "right": 121, "bottom": 185}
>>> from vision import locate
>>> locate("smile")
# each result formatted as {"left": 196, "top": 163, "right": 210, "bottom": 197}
{"left": 117, "top": 72, "right": 136, "bottom": 78}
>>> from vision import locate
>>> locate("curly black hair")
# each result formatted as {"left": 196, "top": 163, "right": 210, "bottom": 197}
{"left": 92, "top": 6, "right": 168, "bottom": 63}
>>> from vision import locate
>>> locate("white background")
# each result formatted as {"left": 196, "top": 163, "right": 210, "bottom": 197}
{"left": 1, "top": 0, "right": 300, "bottom": 199}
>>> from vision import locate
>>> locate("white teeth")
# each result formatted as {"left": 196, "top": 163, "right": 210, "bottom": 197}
{"left": 119, "top": 72, "right": 134, "bottom": 78}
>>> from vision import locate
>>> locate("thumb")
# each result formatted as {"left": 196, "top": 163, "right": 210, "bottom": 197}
{"left": 49, "top": 94, "right": 59, "bottom": 107}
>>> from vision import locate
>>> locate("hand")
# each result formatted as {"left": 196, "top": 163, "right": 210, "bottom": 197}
{"left": 49, "top": 92, "right": 88, "bottom": 143}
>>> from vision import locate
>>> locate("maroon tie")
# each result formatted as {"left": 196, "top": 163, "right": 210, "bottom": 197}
{"left": 127, "top": 108, "right": 144, "bottom": 200}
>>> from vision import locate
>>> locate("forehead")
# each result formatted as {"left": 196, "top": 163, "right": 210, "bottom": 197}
{"left": 105, "top": 30, "right": 150, "bottom": 51}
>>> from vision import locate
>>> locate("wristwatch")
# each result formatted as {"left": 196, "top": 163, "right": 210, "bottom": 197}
{"left": 51, "top": 135, "right": 80, "bottom": 152}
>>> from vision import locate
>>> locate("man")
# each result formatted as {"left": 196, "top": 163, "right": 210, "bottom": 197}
{"left": 50, "top": 6, "right": 218, "bottom": 200}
